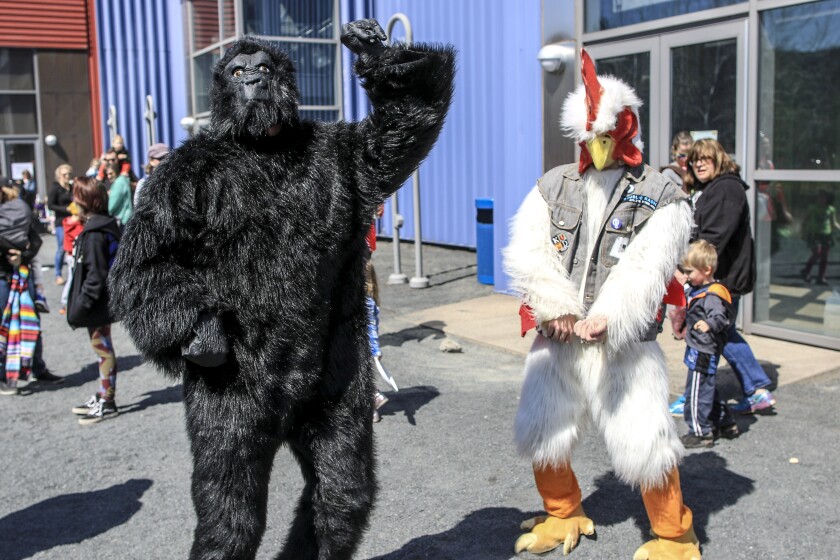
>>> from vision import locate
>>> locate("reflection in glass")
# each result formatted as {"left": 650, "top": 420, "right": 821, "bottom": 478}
{"left": 244, "top": 0, "right": 334, "bottom": 38}
{"left": 758, "top": 0, "right": 840, "bottom": 170}
{"left": 221, "top": 0, "right": 236, "bottom": 40}
{"left": 273, "top": 42, "right": 335, "bottom": 107}
{"left": 594, "top": 52, "right": 650, "bottom": 165}
{"left": 5, "top": 143, "right": 35, "bottom": 177}
{"left": 0, "top": 49, "right": 35, "bottom": 90}
{"left": 671, "top": 39, "right": 736, "bottom": 153}
{"left": 753, "top": 181, "right": 840, "bottom": 337}
{"left": 193, "top": 50, "right": 220, "bottom": 114}
{"left": 301, "top": 110, "right": 339, "bottom": 122}
{"left": 584, "top": 0, "right": 743, "bottom": 33}
{"left": 192, "top": 0, "right": 220, "bottom": 51}
{"left": 0, "top": 95, "right": 38, "bottom": 135}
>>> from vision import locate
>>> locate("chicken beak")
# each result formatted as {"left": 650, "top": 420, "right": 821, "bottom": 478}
{"left": 587, "top": 134, "right": 616, "bottom": 171}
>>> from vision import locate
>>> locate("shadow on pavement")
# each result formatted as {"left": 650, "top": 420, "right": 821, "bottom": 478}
{"left": 0, "top": 478, "right": 153, "bottom": 560}
{"left": 378, "top": 385, "right": 440, "bottom": 426}
{"left": 26, "top": 354, "right": 146, "bottom": 393}
{"left": 120, "top": 384, "right": 183, "bottom": 415}
{"left": 367, "top": 506, "right": 526, "bottom": 560}
{"left": 582, "top": 451, "right": 754, "bottom": 544}
{"left": 380, "top": 322, "right": 446, "bottom": 348}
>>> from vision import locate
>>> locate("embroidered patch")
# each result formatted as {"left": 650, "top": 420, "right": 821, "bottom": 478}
{"left": 621, "top": 193, "right": 658, "bottom": 210}
{"left": 609, "top": 236, "right": 629, "bottom": 259}
{"left": 552, "top": 233, "right": 570, "bottom": 252}
{"left": 610, "top": 217, "right": 623, "bottom": 230}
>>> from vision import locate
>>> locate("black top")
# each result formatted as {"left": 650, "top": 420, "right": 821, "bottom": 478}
{"left": 48, "top": 182, "right": 74, "bottom": 221}
{"left": 66, "top": 213, "right": 121, "bottom": 329}
{"left": 692, "top": 173, "right": 756, "bottom": 295}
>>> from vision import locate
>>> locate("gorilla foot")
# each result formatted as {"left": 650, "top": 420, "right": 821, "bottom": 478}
{"left": 514, "top": 505, "right": 595, "bottom": 555}
{"left": 633, "top": 527, "right": 701, "bottom": 560}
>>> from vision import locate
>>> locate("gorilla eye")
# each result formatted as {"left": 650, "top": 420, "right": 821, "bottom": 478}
{"left": 233, "top": 69, "right": 243, "bottom": 78}
{"left": 258, "top": 65, "right": 270, "bottom": 74}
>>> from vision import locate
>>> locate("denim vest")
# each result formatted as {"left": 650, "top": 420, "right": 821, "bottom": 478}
{"left": 538, "top": 163, "right": 688, "bottom": 341}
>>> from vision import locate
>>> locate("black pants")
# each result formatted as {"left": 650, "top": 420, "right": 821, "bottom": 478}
{"left": 684, "top": 367, "right": 734, "bottom": 437}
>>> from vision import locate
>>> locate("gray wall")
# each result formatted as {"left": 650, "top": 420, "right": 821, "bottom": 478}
{"left": 542, "top": 0, "right": 577, "bottom": 172}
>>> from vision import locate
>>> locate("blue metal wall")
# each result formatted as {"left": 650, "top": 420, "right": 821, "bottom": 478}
{"left": 340, "top": 0, "right": 543, "bottom": 292}
{"left": 95, "top": 0, "right": 188, "bottom": 174}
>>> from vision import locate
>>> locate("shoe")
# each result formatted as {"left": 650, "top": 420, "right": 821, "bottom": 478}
{"left": 669, "top": 395, "right": 685, "bottom": 417}
{"left": 72, "top": 394, "right": 101, "bottom": 415}
{"left": 374, "top": 391, "right": 388, "bottom": 410}
{"left": 35, "top": 294, "right": 50, "bottom": 313}
{"left": 713, "top": 423, "right": 740, "bottom": 440}
{"left": 1, "top": 381, "right": 20, "bottom": 396}
{"left": 799, "top": 268, "right": 810, "bottom": 282}
{"left": 31, "top": 369, "right": 64, "bottom": 384}
{"left": 78, "top": 398, "right": 119, "bottom": 425}
{"left": 55, "top": 277, "right": 65, "bottom": 286}
{"left": 816, "top": 278, "right": 830, "bottom": 286}
{"left": 731, "top": 390, "right": 776, "bottom": 414}
{"left": 373, "top": 409, "right": 381, "bottom": 423}
{"left": 680, "top": 432, "right": 713, "bottom": 449}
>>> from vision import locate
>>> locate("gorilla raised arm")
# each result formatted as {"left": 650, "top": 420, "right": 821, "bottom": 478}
{"left": 108, "top": 21, "right": 454, "bottom": 560}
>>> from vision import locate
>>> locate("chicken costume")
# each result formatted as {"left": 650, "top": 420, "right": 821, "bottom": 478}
{"left": 504, "top": 50, "right": 701, "bottom": 560}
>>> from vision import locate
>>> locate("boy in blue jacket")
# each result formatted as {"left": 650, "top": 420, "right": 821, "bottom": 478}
{"left": 680, "top": 240, "right": 740, "bottom": 448}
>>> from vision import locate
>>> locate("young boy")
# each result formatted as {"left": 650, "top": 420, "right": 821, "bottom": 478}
{"left": 680, "top": 240, "right": 740, "bottom": 448}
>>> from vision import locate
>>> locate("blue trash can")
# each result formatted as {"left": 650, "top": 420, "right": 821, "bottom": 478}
{"left": 476, "top": 198, "right": 494, "bottom": 285}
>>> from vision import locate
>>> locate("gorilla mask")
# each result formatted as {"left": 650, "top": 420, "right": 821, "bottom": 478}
{"left": 210, "top": 37, "right": 301, "bottom": 139}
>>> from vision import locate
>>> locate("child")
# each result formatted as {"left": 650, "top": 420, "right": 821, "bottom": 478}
{"left": 66, "top": 177, "right": 122, "bottom": 425}
{"left": 59, "top": 202, "right": 85, "bottom": 314}
{"left": 96, "top": 135, "right": 133, "bottom": 180}
{"left": 679, "top": 240, "right": 740, "bottom": 448}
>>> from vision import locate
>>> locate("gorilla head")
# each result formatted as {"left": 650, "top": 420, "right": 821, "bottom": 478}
{"left": 210, "top": 37, "right": 301, "bottom": 139}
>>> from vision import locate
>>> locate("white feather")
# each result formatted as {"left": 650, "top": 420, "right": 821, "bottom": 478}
{"left": 503, "top": 187, "right": 585, "bottom": 324}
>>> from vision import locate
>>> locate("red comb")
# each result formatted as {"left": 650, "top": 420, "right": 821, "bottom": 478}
{"left": 581, "top": 49, "right": 602, "bottom": 132}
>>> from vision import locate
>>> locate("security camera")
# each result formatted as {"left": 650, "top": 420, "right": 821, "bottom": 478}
{"left": 537, "top": 42, "right": 576, "bottom": 74}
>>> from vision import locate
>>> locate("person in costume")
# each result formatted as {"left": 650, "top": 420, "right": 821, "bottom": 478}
{"left": 504, "top": 50, "right": 701, "bottom": 560}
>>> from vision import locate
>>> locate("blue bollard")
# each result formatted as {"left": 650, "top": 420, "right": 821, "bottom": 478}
{"left": 476, "top": 198, "right": 494, "bottom": 285}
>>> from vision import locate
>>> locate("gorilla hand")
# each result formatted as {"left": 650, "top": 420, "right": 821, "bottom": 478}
{"left": 341, "top": 19, "right": 387, "bottom": 57}
{"left": 182, "top": 311, "right": 229, "bottom": 368}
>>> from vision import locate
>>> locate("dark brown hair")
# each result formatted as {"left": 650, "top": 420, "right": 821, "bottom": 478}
{"left": 683, "top": 139, "right": 740, "bottom": 191}
{"left": 72, "top": 176, "right": 109, "bottom": 215}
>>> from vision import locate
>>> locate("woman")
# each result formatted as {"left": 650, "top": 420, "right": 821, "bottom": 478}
{"left": 660, "top": 130, "right": 693, "bottom": 193}
{"left": 683, "top": 139, "right": 776, "bottom": 414}
{"left": 0, "top": 185, "right": 43, "bottom": 395}
{"left": 47, "top": 164, "right": 74, "bottom": 284}
{"left": 67, "top": 177, "right": 122, "bottom": 425}
{"left": 105, "top": 162, "right": 132, "bottom": 228}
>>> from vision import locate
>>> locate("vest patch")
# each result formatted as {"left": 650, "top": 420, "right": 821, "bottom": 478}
{"left": 552, "top": 233, "right": 570, "bottom": 252}
{"left": 621, "top": 192, "right": 658, "bottom": 210}
{"left": 609, "top": 237, "right": 629, "bottom": 259}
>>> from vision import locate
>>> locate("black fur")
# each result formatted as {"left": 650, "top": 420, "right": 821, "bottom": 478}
{"left": 108, "top": 34, "right": 454, "bottom": 560}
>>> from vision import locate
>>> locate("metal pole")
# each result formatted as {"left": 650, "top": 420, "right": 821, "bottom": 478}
{"left": 144, "top": 95, "right": 157, "bottom": 147}
{"left": 384, "top": 14, "right": 412, "bottom": 285}
{"left": 386, "top": 13, "right": 429, "bottom": 289}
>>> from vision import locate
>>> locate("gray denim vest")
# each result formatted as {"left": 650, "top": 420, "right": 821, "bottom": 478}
{"left": 538, "top": 163, "right": 688, "bottom": 342}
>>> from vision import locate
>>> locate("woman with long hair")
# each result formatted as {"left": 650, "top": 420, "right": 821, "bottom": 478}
{"left": 683, "top": 139, "right": 776, "bottom": 414}
{"left": 47, "top": 164, "right": 74, "bottom": 284}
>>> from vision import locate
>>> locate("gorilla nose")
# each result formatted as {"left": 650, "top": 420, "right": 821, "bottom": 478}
{"left": 242, "top": 81, "right": 269, "bottom": 102}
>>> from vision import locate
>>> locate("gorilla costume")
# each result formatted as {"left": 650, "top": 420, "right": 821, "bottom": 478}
{"left": 109, "top": 20, "right": 454, "bottom": 560}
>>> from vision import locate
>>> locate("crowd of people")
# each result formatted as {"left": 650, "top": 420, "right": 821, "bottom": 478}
{"left": 0, "top": 137, "right": 170, "bottom": 426}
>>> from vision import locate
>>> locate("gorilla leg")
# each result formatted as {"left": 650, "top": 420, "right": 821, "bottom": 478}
{"left": 184, "top": 370, "right": 283, "bottom": 560}
{"left": 277, "top": 399, "right": 376, "bottom": 560}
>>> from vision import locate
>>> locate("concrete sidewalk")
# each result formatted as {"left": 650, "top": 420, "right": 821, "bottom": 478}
{"left": 401, "top": 292, "right": 840, "bottom": 395}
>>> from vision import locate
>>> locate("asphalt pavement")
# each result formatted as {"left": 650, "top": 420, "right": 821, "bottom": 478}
{"left": 1, "top": 236, "right": 839, "bottom": 560}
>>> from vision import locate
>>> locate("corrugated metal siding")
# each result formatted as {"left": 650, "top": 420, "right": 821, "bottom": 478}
{"left": 340, "top": 0, "right": 542, "bottom": 283}
{"left": 0, "top": 0, "right": 90, "bottom": 49}
{"left": 95, "top": 0, "right": 188, "bottom": 176}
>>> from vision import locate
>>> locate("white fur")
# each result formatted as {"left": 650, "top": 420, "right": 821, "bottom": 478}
{"left": 560, "top": 76, "right": 644, "bottom": 153}
{"left": 514, "top": 337, "right": 683, "bottom": 490}
{"left": 503, "top": 187, "right": 585, "bottom": 324}
{"left": 587, "top": 200, "right": 693, "bottom": 354}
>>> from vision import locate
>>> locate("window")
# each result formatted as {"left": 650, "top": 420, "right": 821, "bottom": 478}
{"left": 188, "top": 0, "right": 340, "bottom": 122}
{"left": 584, "top": 0, "right": 744, "bottom": 33}
{"left": 0, "top": 49, "right": 37, "bottom": 135}
{"left": 758, "top": 0, "right": 840, "bottom": 170}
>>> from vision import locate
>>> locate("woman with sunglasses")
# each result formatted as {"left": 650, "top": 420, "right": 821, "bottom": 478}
{"left": 660, "top": 131, "right": 693, "bottom": 194}
{"left": 682, "top": 139, "right": 776, "bottom": 414}
{"left": 47, "top": 164, "right": 74, "bottom": 285}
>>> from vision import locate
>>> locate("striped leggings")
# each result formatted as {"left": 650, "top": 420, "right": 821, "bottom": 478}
{"left": 88, "top": 325, "right": 117, "bottom": 401}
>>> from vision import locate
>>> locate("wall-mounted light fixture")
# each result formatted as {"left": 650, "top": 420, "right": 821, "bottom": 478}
{"left": 537, "top": 41, "right": 576, "bottom": 74}
{"left": 44, "top": 134, "right": 58, "bottom": 146}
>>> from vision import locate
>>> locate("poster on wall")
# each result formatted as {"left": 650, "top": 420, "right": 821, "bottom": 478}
{"left": 690, "top": 130, "right": 718, "bottom": 141}
{"left": 11, "top": 162, "right": 34, "bottom": 181}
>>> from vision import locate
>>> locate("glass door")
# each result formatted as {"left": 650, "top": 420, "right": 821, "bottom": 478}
{"left": 587, "top": 21, "right": 747, "bottom": 172}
